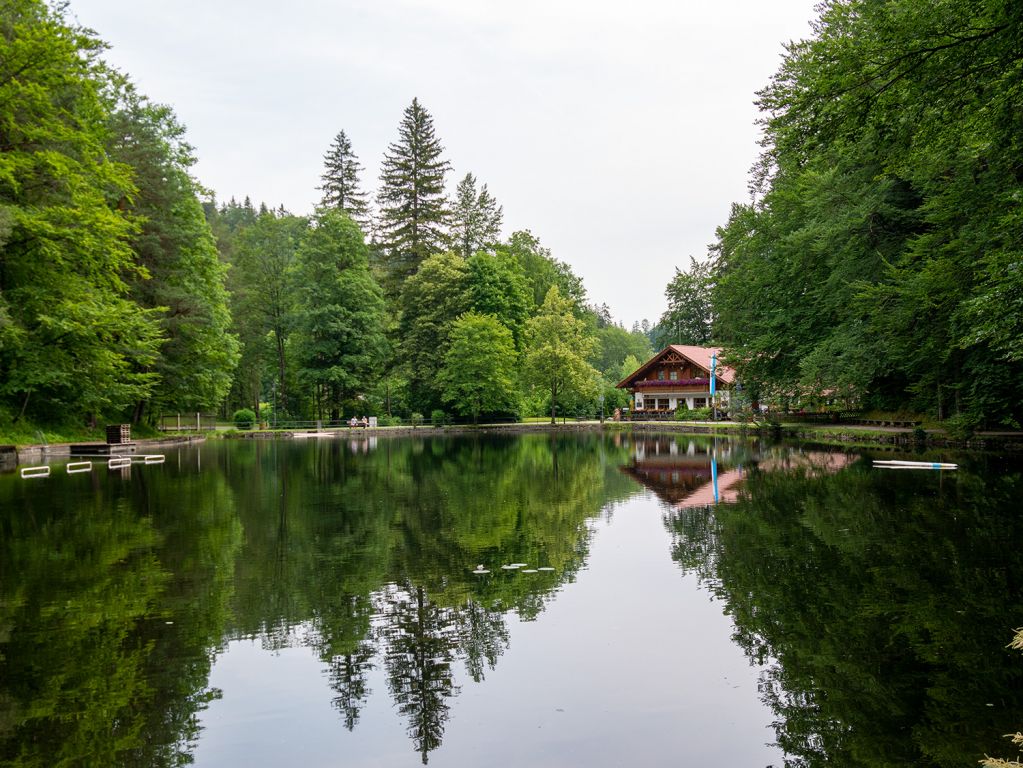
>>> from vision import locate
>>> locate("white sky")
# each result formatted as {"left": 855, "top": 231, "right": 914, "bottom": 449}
{"left": 68, "top": 0, "right": 818, "bottom": 328}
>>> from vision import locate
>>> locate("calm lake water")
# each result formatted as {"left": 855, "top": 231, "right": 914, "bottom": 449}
{"left": 1, "top": 432, "right": 1021, "bottom": 767}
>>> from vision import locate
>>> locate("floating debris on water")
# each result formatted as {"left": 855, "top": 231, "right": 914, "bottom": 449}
{"left": 538, "top": 567, "right": 555, "bottom": 572}
{"left": 501, "top": 564, "right": 523, "bottom": 570}
{"left": 472, "top": 567, "right": 490, "bottom": 574}
{"left": 521, "top": 569, "right": 538, "bottom": 573}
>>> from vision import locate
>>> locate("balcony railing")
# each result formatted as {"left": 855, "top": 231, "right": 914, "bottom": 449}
{"left": 633, "top": 378, "right": 709, "bottom": 389}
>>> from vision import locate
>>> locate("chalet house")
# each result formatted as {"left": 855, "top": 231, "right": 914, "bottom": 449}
{"left": 616, "top": 345, "right": 736, "bottom": 414}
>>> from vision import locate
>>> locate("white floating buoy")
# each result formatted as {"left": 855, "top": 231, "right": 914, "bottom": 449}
{"left": 66, "top": 461, "right": 92, "bottom": 475}
{"left": 108, "top": 456, "right": 132, "bottom": 469}
{"left": 144, "top": 454, "right": 166, "bottom": 464}
{"left": 20, "top": 465, "right": 50, "bottom": 479}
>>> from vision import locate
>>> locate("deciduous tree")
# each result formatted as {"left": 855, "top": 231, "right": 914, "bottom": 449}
{"left": 438, "top": 312, "right": 519, "bottom": 423}
{"left": 292, "top": 209, "right": 388, "bottom": 420}
{"left": 522, "top": 286, "right": 599, "bottom": 423}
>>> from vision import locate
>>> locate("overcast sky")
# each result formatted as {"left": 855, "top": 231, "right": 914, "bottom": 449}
{"left": 68, "top": 0, "right": 818, "bottom": 328}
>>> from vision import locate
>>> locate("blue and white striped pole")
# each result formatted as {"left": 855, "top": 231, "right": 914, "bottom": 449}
{"left": 710, "top": 353, "right": 717, "bottom": 420}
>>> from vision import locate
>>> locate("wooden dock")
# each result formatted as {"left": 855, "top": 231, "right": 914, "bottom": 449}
{"left": 70, "top": 442, "right": 137, "bottom": 456}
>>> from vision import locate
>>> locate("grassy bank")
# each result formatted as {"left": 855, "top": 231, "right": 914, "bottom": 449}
{"left": 0, "top": 417, "right": 163, "bottom": 448}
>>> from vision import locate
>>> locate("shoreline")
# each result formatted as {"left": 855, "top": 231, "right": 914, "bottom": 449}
{"left": 4, "top": 421, "right": 1022, "bottom": 471}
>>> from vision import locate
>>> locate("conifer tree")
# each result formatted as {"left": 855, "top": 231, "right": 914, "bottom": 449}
{"left": 318, "top": 130, "right": 369, "bottom": 227}
{"left": 451, "top": 172, "right": 502, "bottom": 258}
{"left": 376, "top": 98, "right": 451, "bottom": 293}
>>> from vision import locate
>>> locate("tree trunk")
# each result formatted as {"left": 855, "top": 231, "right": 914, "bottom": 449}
{"left": 14, "top": 389, "right": 31, "bottom": 424}
{"left": 132, "top": 399, "right": 146, "bottom": 426}
{"left": 275, "top": 325, "right": 288, "bottom": 416}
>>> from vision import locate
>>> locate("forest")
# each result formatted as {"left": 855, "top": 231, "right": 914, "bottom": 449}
{"left": 2, "top": 0, "right": 1021, "bottom": 435}
{"left": 0, "top": 0, "right": 652, "bottom": 435}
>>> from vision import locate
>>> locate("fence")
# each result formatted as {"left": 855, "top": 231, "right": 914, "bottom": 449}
{"left": 158, "top": 413, "right": 219, "bottom": 432}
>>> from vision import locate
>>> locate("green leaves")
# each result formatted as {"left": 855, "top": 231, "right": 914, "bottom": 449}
{"left": 712, "top": 0, "right": 1023, "bottom": 423}
{"left": 292, "top": 209, "right": 388, "bottom": 417}
{"left": 522, "top": 286, "right": 600, "bottom": 422}
{"left": 439, "top": 312, "right": 519, "bottom": 423}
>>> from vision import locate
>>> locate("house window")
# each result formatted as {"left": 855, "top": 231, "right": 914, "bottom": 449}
{"left": 694, "top": 398, "right": 707, "bottom": 408}
{"left": 670, "top": 370, "right": 678, "bottom": 381}
{"left": 657, "top": 370, "right": 665, "bottom": 380}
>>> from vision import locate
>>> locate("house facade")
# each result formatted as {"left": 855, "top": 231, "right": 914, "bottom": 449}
{"left": 616, "top": 345, "right": 736, "bottom": 414}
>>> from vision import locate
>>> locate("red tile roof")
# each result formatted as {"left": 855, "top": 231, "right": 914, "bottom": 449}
{"left": 616, "top": 345, "right": 736, "bottom": 388}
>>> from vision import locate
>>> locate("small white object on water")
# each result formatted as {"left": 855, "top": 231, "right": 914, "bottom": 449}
{"left": 510, "top": 563, "right": 528, "bottom": 568}
{"left": 501, "top": 564, "right": 523, "bottom": 570}
{"left": 873, "top": 459, "right": 957, "bottom": 470}
{"left": 521, "top": 569, "right": 538, "bottom": 573}
{"left": 538, "top": 567, "right": 555, "bottom": 572}
{"left": 472, "top": 567, "right": 490, "bottom": 574}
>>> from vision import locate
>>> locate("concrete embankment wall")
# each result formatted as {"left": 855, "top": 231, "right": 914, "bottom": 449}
{"left": 6, "top": 435, "right": 206, "bottom": 467}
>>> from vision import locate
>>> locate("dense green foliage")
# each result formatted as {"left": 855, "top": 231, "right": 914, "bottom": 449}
{"left": 709, "top": 0, "right": 1023, "bottom": 425}
{"left": 522, "top": 287, "right": 601, "bottom": 423}
{"left": 438, "top": 312, "right": 519, "bottom": 423}
{"left": 0, "top": 1, "right": 236, "bottom": 431}
{"left": 292, "top": 209, "right": 388, "bottom": 420}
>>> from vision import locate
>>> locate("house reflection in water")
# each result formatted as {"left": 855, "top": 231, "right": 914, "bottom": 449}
{"left": 621, "top": 437, "right": 853, "bottom": 510}
{"left": 620, "top": 437, "right": 746, "bottom": 509}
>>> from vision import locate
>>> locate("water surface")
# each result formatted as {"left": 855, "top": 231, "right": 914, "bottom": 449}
{"left": 1, "top": 433, "right": 1020, "bottom": 766}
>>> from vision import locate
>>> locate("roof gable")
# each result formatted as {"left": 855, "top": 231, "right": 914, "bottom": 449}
{"left": 616, "top": 345, "right": 736, "bottom": 388}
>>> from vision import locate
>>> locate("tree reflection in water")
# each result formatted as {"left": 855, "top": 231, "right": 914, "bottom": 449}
{"left": 4, "top": 434, "right": 1020, "bottom": 767}
{"left": 660, "top": 450, "right": 1023, "bottom": 768}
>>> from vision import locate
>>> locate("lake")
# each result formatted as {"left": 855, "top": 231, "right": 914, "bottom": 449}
{"left": 1, "top": 432, "right": 1021, "bottom": 766}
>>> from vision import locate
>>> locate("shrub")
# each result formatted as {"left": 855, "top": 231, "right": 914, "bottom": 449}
{"left": 431, "top": 409, "right": 448, "bottom": 427}
{"left": 410, "top": 412, "right": 424, "bottom": 427}
{"left": 687, "top": 407, "right": 715, "bottom": 421}
{"left": 377, "top": 415, "right": 402, "bottom": 427}
{"left": 233, "top": 408, "right": 256, "bottom": 430}
{"left": 943, "top": 412, "right": 980, "bottom": 440}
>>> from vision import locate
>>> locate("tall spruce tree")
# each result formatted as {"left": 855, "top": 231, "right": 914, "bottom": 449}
{"left": 318, "top": 130, "right": 370, "bottom": 228}
{"left": 451, "top": 172, "right": 502, "bottom": 258}
{"left": 376, "top": 98, "right": 451, "bottom": 293}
